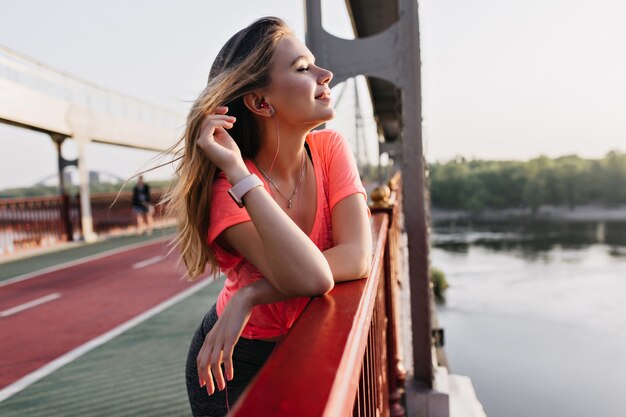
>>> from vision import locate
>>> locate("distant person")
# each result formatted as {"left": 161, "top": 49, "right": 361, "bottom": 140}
{"left": 132, "top": 175, "right": 154, "bottom": 235}
{"left": 160, "top": 17, "right": 371, "bottom": 416}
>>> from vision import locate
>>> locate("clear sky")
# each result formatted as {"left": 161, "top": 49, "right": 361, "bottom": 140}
{"left": 1, "top": 0, "right": 625, "bottom": 189}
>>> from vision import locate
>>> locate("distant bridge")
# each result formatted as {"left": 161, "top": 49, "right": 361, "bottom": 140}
{"left": 33, "top": 170, "right": 126, "bottom": 187}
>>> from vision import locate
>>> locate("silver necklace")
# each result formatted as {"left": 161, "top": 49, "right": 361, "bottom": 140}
{"left": 252, "top": 150, "right": 306, "bottom": 209}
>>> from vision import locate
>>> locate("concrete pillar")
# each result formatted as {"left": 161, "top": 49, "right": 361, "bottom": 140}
{"left": 66, "top": 105, "right": 97, "bottom": 242}
{"left": 74, "top": 135, "right": 97, "bottom": 242}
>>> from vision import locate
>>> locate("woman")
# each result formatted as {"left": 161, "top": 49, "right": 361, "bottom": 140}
{"left": 131, "top": 175, "right": 154, "bottom": 235}
{"left": 165, "top": 17, "right": 372, "bottom": 416}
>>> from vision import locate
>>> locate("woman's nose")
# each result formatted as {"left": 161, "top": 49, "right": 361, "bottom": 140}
{"left": 318, "top": 67, "right": 333, "bottom": 85}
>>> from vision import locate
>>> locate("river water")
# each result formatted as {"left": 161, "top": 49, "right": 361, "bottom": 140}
{"left": 431, "top": 220, "right": 626, "bottom": 417}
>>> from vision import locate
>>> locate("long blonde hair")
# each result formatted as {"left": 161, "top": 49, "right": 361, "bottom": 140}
{"left": 155, "top": 17, "right": 293, "bottom": 281}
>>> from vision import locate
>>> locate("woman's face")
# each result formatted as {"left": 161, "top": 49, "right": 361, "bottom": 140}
{"left": 263, "top": 35, "right": 334, "bottom": 127}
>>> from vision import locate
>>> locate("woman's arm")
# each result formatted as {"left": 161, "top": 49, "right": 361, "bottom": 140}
{"left": 198, "top": 111, "right": 368, "bottom": 297}
{"left": 234, "top": 192, "right": 372, "bottom": 309}
{"left": 199, "top": 192, "right": 371, "bottom": 395}
{"left": 325, "top": 193, "right": 372, "bottom": 281}
{"left": 219, "top": 191, "right": 372, "bottom": 305}
{"left": 223, "top": 165, "right": 334, "bottom": 297}
{"left": 196, "top": 108, "right": 333, "bottom": 297}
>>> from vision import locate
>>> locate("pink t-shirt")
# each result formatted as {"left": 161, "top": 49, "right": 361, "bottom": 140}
{"left": 207, "top": 129, "right": 371, "bottom": 340}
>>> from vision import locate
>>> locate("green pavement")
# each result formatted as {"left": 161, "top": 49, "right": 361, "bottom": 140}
{"left": 0, "top": 276, "right": 224, "bottom": 417}
{"left": 0, "top": 226, "right": 177, "bottom": 282}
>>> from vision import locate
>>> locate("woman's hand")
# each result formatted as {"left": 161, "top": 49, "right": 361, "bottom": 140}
{"left": 195, "top": 106, "right": 247, "bottom": 180}
{"left": 197, "top": 288, "right": 254, "bottom": 395}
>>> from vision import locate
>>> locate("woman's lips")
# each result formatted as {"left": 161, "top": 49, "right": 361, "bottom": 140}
{"left": 315, "top": 91, "right": 331, "bottom": 99}
{"left": 315, "top": 91, "right": 332, "bottom": 102}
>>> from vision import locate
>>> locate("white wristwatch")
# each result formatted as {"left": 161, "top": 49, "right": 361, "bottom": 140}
{"left": 228, "top": 174, "right": 263, "bottom": 208}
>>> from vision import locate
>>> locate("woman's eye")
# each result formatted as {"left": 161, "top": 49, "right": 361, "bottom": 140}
{"left": 297, "top": 67, "right": 309, "bottom": 72}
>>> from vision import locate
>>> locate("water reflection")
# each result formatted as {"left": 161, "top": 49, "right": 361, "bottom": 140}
{"left": 433, "top": 219, "right": 626, "bottom": 259}
{"left": 430, "top": 219, "right": 626, "bottom": 417}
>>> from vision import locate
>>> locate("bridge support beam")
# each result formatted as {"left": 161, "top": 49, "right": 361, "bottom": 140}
{"left": 51, "top": 134, "right": 75, "bottom": 242}
{"left": 305, "top": 0, "right": 445, "bottom": 415}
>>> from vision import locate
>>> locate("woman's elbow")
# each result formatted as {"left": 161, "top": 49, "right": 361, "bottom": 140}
{"left": 358, "top": 265, "right": 370, "bottom": 279}
{"left": 359, "top": 250, "right": 372, "bottom": 278}
{"left": 313, "top": 260, "right": 334, "bottom": 295}
{"left": 280, "top": 273, "right": 334, "bottom": 297}
{"left": 307, "top": 273, "right": 334, "bottom": 296}
{"left": 319, "top": 277, "right": 335, "bottom": 295}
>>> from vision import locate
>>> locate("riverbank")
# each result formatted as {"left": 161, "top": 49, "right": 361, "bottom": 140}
{"left": 432, "top": 204, "right": 626, "bottom": 223}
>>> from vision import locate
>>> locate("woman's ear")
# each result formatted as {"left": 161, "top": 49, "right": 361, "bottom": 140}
{"left": 243, "top": 92, "right": 274, "bottom": 117}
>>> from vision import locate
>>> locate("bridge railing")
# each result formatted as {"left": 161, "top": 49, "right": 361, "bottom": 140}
{"left": 0, "top": 191, "right": 172, "bottom": 256}
{"left": 230, "top": 172, "right": 406, "bottom": 417}
{"left": 0, "top": 195, "right": 74, "bottom": 255}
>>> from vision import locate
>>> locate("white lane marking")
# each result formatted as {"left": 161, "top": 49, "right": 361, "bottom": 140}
{"left": 132, "top": 255, "right": 166, "bottom": 269}
{"left": 0, "top": 277, "right": 216, "bottom": 403}
{"left": 0, "top": 235, "right": 174, "bottom": 288}
{"left": 0, "top": 293, "right": 62, "bottom": 317}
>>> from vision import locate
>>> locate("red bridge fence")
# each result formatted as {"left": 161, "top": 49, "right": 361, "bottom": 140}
{"left": 0, "top": 191, "right": 170, "bottom": 256}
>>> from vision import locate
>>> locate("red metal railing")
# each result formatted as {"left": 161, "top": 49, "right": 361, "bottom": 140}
{"left": 0, "top": 195, "right": 77, "bottom": 255}
{"left": 230, "top": 172, "right": 406, "bottom": 417}
{"left": 0, "top": 191, "right": 170, "bottom": 256}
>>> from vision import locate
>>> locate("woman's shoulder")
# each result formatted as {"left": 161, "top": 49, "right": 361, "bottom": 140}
{"left": 307, "top": 128, "right": 341, "bottom": 142}
{"left": 307, "top": 129, "right": 346, "bottom": 156}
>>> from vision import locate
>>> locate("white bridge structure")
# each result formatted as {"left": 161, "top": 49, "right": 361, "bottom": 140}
{"left": 0, "top": 44, "right": 184, "bottom": 241}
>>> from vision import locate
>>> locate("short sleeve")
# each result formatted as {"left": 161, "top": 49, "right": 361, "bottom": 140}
{"left": 207, "top": 174, "right": 252, "bottom": 248}
{"left": 325, "top": 131, "right": 371, "bottom": 217}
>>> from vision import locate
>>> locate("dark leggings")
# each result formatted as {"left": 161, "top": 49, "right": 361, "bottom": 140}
{"left": 185, "top": 303, "right": 277, "bottom": 417}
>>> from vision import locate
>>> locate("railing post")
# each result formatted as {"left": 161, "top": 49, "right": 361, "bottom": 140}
{"left": 387, "top": 176, "right": 408, "bottom": 417}
{"left": 370, "top": 175, "right": 407, "bottom": 417}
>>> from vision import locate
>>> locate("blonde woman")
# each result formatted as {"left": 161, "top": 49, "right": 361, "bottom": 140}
{"left": 166, "top": 17, "right": 372, "bottom": 416}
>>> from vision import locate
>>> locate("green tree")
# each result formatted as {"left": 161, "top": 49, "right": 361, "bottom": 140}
{"left": 429, "top": 151, "right": 626, "bottom": 211}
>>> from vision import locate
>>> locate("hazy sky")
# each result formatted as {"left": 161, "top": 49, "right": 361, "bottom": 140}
{"left": 420, "top": 0, "right": 626, "bottom": 162}
{"left": 1, "top": 0, "right": 625, "bottom": 189}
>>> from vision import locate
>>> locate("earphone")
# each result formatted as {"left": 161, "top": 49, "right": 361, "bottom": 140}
{"left": 259, "top": 100, "right": 274, "bottom": 115}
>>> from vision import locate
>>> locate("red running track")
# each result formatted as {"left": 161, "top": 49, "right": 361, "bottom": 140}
{"left": 0, "top": 238, "right": 209, "bottom": 389}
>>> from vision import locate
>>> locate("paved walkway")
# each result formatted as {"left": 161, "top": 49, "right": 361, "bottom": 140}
{"left": 0, "top": 228, "right": 224, "bottom": 416}
{"left": 0, "top": 227, "right": 177, "bottom": 282}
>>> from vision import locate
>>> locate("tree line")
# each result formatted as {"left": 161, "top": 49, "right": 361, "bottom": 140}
{"left": 429, "top": 151, "right": 626, "bottom": 212}
{"left": 3, "top": 151, "right": 625, "bottom": 212}
{"left": 0, "top": 180, "right": 171, "bottom": 199}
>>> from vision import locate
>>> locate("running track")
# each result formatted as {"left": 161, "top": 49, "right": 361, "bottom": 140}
{"left": 0, "top": 237, "right": 207, "bottom": 390}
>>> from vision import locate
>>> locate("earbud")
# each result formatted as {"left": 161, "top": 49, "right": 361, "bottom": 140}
{"left": 259, "top": 100, "right": 274, "bottom": 115}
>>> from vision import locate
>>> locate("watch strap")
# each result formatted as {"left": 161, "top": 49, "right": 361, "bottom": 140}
{"left": 228, "top": 174, "right": 263, "bottom": 208}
